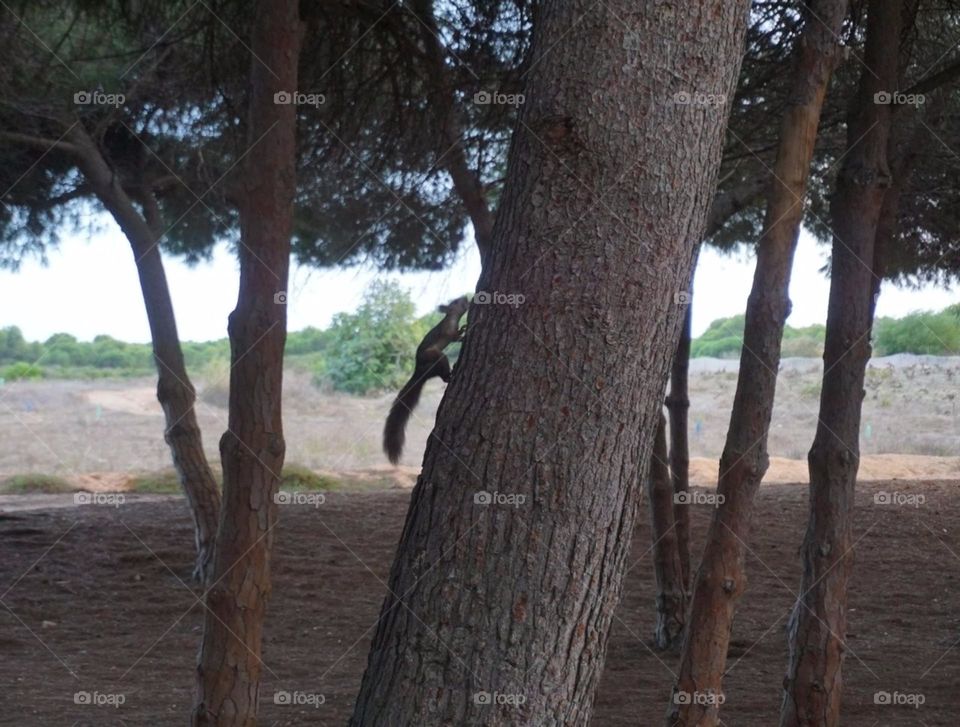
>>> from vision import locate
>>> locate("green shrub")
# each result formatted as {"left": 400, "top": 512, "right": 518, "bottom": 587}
{"left": 280, "top": 464, "right": 336, "bottom": 491}
{"left": 874, "top": 306, "right": 960, "bottom": 355}
{"left": 316, "top": 280, "right": 437, "bottom": 395}
{"left": 0, "top": 473, "right": 72, "bottom": 493}
{"left": 130, "top": 470, "right": 183, "bottom": 494}
{"left": 2, "top": 361, "right": 43, "bottom": 380}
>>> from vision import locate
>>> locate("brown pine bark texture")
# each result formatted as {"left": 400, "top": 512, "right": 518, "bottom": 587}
{"left": 68, "top": 126, "right": 221, "bottom": 583}
{"left": 668, "top": 304, "right": 694, "bottom": 590}
{"left": 350, "top": 2, "right": 751, "bottom": 725}
{"left": 671, "top": 2, "right": 849, "bottom": 724}
{"left": 191, "top": 1, "right": 301, "bottom": 724}
{"left": 648, "top": 413, "right": 687, "bottom": 649}
{"left": 780, "top": 1, "right": 903, "bottom": 724}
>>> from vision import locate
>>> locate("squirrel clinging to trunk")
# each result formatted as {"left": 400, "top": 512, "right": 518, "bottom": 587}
{"left": 383, "top": 295, "right": 470, "bottom": 465}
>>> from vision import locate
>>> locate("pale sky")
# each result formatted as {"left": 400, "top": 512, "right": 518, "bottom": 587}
{"left": 0, "top": 217, "right": 955, "bottom": 344}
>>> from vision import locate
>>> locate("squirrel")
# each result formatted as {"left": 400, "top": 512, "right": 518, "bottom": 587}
{"left": 383, "top": 295, "right": 470, "bottom": 465}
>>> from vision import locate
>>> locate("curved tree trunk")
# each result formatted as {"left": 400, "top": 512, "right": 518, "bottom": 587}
{"left": 668, "top": 303, "right": 693, "bottom": 590}
{"left": 414, "top": 0, "right": 495, "bottom": 265}
{"left": 779, "top": 2, "right": 903, "bottom": 723}
{"left": 349, "top": 2, "right": 750, "bottom": 725}
{"left": 670, "top": 2, "right": 848, "bottom": 724}
{"left": 191, "top": 1, "right": 301, "bottom": 724}
{"left": 68, "top": 127, "right": 221, "bottom": 584}
{"left": 649, "top": 413, "right": 687, "bottom": 649}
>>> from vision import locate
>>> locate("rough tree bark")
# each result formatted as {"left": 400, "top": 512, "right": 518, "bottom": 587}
{"left": 779, "top": 2, "right": 904, "bottom": 723}
{"left": 349, "top": 2, "right": 750, "bottom": 725}
{"left": 670, "top": 2, "right": 849, "bottom": 724}
{"left": 667, "top": 303, "right": 694, "bottom": 591}
{"left": 67, "top": 126, "right": 221, "bottom": 584}
{"left": 191, "top": 1, "right": 301, "bottom": 724}
{"left": 662, "top": 184, "right": 769, "bottom": 599}
{"left": 648, "top": 412, "right": 687, "bottom": 649}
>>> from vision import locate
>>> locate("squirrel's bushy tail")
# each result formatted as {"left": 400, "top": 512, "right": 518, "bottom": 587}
{"left": 383, "top": 371, "right": 428, "bottom": 465}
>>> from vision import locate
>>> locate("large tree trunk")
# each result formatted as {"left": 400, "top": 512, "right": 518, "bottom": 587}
{"left": 670, "top": 2, "right": 848, "bottom": 724}
{"left": 667, "top": 303, "right": 693, "bottom": 590}
{"left": 649, "top": 413, "right": 687, "bottom": 649}
{"left": 191, "top": 2, "right": 301, "bottom": 725}
{"left": 67, "top": 127, "right": 221, "bottom": 584}
{"left": 349, "top": 2, "right": 750, "bottom": 725}
{"left": 779, "top": 2, "right": 903, "bottom": 723}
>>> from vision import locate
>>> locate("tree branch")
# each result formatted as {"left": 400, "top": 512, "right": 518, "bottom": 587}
{"left": 705, "top": 174, "right": 768, "bottom": 238}
{"left": 0, "top": 131, "right": 82, "bottom": 154}
{"left": 902, "top": 56, "right": 960, "bottom": 97}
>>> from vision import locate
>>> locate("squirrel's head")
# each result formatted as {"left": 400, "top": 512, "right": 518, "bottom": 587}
{"left": 438, "top": 296, "right": 470, "bottom": 315}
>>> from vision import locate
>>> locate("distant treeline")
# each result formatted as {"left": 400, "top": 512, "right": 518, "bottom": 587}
{"left": 2, "top": 296, "right": 957, "bottom": 387}
{"left": 0, "top": 281, "right": 439, "bottom": 393}
{"left": 691, "top": 304, "right": 960, "bottom": 358}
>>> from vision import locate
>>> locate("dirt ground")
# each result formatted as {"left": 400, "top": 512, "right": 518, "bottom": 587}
{"left": 2, "top": 479, "right": 958, "bottom": 726}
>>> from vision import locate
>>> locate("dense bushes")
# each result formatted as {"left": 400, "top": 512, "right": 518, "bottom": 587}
{"left": 873, "top": 304, "right": 960, "bottom": 355}
{"left": 691, "top": 314, "right": 826, "bottom": 358}
{"left": 314, "top": 280, "right": 434, "bottom": 394}
{"left": 688, "top": 308, "right": 960, "bottom": 359}
{"left": 0, "top": 281, "right": 456, "bottom": 394}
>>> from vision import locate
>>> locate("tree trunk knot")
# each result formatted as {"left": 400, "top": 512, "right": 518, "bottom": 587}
{"left": 722, "top": 578, "right": 735, "bottom": 593}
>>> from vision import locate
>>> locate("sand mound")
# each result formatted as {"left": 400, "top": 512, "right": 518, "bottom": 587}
{"left": 689, "top": 453, "right": 960, "bottom": 485}
{"left": 83, "top": 388, "right": 161, "bottom": 417}
{"left": 68, "top": 472, "right": 136, "bottom": 492}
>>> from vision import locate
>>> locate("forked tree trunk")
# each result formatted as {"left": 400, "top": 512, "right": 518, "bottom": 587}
{"left": 648, "top": 413, "right": 687, "bottom": 649}
{"left": 192, "top": 2, "right": 301, "bottom": 725}
{"left": 349, "top": 2, "right": 750, "bottom": 724}
{"left": 779, "top": 2, "right": 902, "bottom": 723}
{"left": 68, "top": 127, "right": 221, "bottom": 584}
{"left": 667, "top": 304, "right": 693, "bottom": 589}
{"left": 670, "top": 2, "right": 848, "bottom": 724}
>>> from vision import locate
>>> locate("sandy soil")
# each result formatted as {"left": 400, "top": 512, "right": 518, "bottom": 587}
{"left": 2, "top": 355, "right": 957, "bottom": 482}
{"left": 1, "top": 479, "right": 957, "bottom": 725}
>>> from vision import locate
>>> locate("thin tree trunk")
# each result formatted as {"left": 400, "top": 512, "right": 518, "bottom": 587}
{"left": 414, "top": 0, "right": 495, "bottom": 264}
{"left": 649, "top": 413, "right": 687, "bottom": 649}
{"left": 349, "top": 2, "right": 750, "bottom": 724}
{"left": 667, "top": 304, "right": 693, "bottom": 590}
{"left": 670, "top": 2, "right": 848, "bottom": 724}
{"left": 780, "top": 3, "right": 903, "bottom": 723}
{"left": 192, "top": 1, "right": 301, "bottom": 724}
{"left": 67, "top": 127, "right": 221, "bottom": 584}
